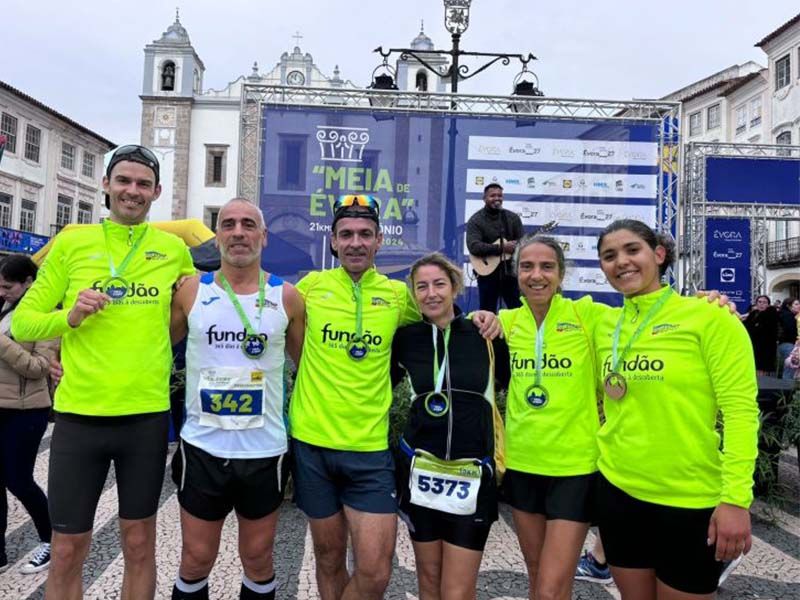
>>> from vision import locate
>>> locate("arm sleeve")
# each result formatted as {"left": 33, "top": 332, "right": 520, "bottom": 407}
{"left": 295, "top": 271, "right": 318, "bottom": 300}
{"left": 466, "top": 215, "right": 501, "bottom": 257}
{"left": 397, "top": 283, "right": 421, "bottom": 327}
{"left": 701, "top": 309, "right": 760, "bottom": 508}
{"left": 0, "top": 336, "right": 58, "bottom": 378}
{"left": 492, "top": 336, "right": 511, "bottom": 391}
{"left": 510, "top": 212, "right": 524, "bottom": 242}
{"left": 390, "top": 332, "right": 408, "bottom": 388}
{"left": 178, "top": 244, "right": 196, "bottom": 277}
{"left": 11, "top": 238, "right": 71, "bottom": 341}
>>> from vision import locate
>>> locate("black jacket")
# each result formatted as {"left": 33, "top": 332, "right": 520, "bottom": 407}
{"left": 391, "top": 311, "right": 510, "bottom": 461}
{"left": 466, "top": 207, "right": 523, "bottom": 259}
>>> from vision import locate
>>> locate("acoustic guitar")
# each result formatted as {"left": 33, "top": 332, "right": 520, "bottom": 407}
{"left": 468, "top": 221, "right": 557, "bottom": 277}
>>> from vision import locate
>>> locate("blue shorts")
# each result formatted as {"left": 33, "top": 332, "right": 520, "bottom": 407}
{"left": 291, "top": 439, "right": 396, "bottom": 519}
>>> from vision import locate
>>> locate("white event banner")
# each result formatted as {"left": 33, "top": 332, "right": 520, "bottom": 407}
{"left": 467, "top": 136, "right": 659, "bottom": 167}
{"left": 563, "top": 268, "right": 615, "bottom": 293}
{"left": 464, "top": 199, "right": 657, "bottom": 231}
{"left": 466, "top": 168, "right": 657, "bottom": 199}
{"left": 462, "top": 263, "right": 615, "bottom": 294}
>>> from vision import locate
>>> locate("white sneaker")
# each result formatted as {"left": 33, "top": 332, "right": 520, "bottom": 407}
{"left": 718, "top": 554, "right": 743, "bottom": 587}
{"left": 20, "top": 543, "right": 51, "bottom": 574}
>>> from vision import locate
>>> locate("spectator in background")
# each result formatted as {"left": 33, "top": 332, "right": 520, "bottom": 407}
{"left": 743, "top": 295, "right": 780, "bottom": 375}
{"left": 777, "top": 298, "right": 799, "bottom": 380}
{"left": 0, "top": 255, "right": 58, "bottom": 575}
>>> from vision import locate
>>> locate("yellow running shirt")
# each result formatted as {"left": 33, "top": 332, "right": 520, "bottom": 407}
{"left": 593, "top": 287, "right": 759, "bottom": 509}
{"left": 290, "top": 267, "right": 419, "bottom": 451}
{"left": 12, "top": 221, "right": 195, "bottom": 416}
{"left": 499, "top": 294, "right": 606, "bottom": 476}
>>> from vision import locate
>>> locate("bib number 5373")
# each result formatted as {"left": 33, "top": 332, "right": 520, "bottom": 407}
{"left": 416, "top": 474, "right": 471, "bottom": 499}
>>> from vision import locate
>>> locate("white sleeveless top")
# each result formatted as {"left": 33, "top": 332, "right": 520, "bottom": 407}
{"left": 182, "top": 271, "right": 288, "bottom": 459}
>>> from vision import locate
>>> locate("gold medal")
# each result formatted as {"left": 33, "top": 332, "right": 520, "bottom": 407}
{"left": 423, "top": 391, "right": 450, "bottom": 417}
{"left": 604, "top": 372, "right": 627, "bottom": 400}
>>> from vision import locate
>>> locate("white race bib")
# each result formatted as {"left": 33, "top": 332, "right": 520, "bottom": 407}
{"left": 197, "top": 367, "right": 266, "bottom": 430}
{"left": 408, "top": 451, "right": 483, "bottom": 516}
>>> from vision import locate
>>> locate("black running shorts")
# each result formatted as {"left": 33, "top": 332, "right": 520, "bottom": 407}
{"left": 48, "top": 411, "right": 169, "bottom": 534}
{"left": 596, "top": 472, "right": 723, "bottom": 594}
{"left": 171, "top": 439, "right": 288, "bottom": 521}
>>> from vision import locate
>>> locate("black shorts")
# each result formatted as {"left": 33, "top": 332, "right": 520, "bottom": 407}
{"left": 596, "top": 473, "right": 723, "bottom": 595}
{"left": 502, "top": 469, "right": 595, "bottom": 522}
{"left": 395, "top": 450, "right": 498, "bottom": 552}
{"left": 49, "top": 411, "right": 169, "bottom": 534}
{"left": 399, "top": 504, "right": 493, "bottom": 551}
{"left": 171, "top": 440, "right": 289, "bottom": 521}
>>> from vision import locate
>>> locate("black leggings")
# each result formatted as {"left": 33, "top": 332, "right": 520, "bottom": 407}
{"left": 0, "top": 407, "right": 51, "bottom": 554}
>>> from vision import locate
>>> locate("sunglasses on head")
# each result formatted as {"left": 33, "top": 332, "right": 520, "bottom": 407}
{"left": 112, "top": 145, "right": 159, "bottom": 164}
{"left": 333, "top": 195, "right": 380, "bottom": 213}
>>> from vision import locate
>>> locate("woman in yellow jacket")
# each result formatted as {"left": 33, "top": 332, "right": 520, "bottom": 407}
{"left": 0, "top": 255, "right": 58, "bottom": 574}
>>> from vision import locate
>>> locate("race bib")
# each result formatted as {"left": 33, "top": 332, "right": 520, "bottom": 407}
{"left": 197, "top": 367, "right": 266, "bottom": 430}
{"left": 408, "top": 450, "right": 483, "bottom": 516}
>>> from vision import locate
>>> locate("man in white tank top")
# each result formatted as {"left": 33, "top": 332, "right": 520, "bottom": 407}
{"left": 168, "top": 198, "right": 305, "bottom": 600}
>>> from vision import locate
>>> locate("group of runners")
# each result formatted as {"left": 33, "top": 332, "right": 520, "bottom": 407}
{"left": 7, "top": 145, "right": 759, "bottom": 600}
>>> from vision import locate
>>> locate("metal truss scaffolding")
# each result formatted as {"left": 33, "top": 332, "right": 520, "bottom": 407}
{"left": 238, "top": 84, "right": 680, "bottom": 239}
{"left": 682, "top": 142, "right": 800, "bottom": 296}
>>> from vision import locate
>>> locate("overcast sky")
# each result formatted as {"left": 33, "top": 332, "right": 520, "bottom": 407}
{"left": 4, "top": 1, "right": 797, "bottom": 146}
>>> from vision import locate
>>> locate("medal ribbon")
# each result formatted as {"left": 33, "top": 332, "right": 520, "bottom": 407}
{"left": 533, "top": 316, "right": 546, "bottom": 387}
{"left": 431, "top": 324, "right": 452, "bottom": 394}
{"left": 352, "top": 281, "right": 363, "bottom": 341}
{"left": 219, "top": 271, "right": 265, "bottom": 339}
{"left": 102, "top": 220, "right": 148, "bottom": 280}
{"left": 610, "top": 286, "right": 672, "bottom": 372}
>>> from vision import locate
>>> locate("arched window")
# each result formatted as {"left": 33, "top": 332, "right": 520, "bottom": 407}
{"left": 161, "top": 61, "right": 175, "bottom": 91}
{"left": 776, "top": 131, "right": 792, "bottom": 145}
{"left": 415, "top": 70, "right": 428, "bottom": 92}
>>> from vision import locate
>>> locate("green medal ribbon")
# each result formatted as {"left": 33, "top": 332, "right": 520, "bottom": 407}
{"left": 102, "top": 221, "right": 148, "bottom": 298}
{"left": 524, "top": 316, "right": 549, "bottom": 408}
{"left": 425, "top": 324, "right": 451, "bottom": 417}
{"left": 348, "top": 281, "right": 368, "bottom": 360}
{"left": 610, "top": 286, "right": 673, "bottom": 372}
{"left": 219, "top": 271, "right": 267, "bottom": 359}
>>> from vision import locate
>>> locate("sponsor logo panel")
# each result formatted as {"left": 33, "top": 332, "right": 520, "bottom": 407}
{"left": 467, "top": 136, "right": 658, "bottom": 167}
{"left": 466, "top": 169, "right": 657, "bottom": 199}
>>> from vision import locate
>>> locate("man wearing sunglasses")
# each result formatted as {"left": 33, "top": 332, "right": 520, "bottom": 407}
{"left": 289, "top": 195, "right": 498, "bottom": 600}
{"left": 12, "top": 145, "right": 196, "bottom": 600}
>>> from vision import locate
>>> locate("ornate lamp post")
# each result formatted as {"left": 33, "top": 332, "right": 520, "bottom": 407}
{"left": 370, "top": 0, "right": 541, "bottom": 98}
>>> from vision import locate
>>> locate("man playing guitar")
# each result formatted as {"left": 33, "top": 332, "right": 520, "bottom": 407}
{"left": 466, "top": 183, "right": 524, "bottom": 312}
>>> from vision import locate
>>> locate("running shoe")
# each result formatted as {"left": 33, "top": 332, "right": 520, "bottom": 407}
{"left": 575, "top": 551, "right": 612, "bottom": 584}
{"left": 20, "top": 543, "right": 51, "bottom": 574}
{"left": 718, "top": 554, "right": 743, "bottom": 587}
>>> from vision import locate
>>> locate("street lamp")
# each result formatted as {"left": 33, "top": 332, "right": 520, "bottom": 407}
{"left": 372, "top": 0, "right": 539, "bottom": 97}
{"left": 510, "top": 66, "right": 544, "bottom": 113}
{"left": 367, "top": 59, "right": 399, "bottom": 108}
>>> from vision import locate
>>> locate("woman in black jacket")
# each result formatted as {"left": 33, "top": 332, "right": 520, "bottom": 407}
{"left": 391, "top": 252, "right": 509, "bottom": 600}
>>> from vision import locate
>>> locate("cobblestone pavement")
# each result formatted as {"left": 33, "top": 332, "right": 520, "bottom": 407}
{"left": 2, "top": 427, "right": 798, "bottom": 599}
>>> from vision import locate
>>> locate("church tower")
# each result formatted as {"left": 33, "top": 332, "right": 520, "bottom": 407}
{"left": 396, "top": 23, "right": 450, "bottom": 93}
{"left": 140, "top": 10, "right": 204, "bottom": 220}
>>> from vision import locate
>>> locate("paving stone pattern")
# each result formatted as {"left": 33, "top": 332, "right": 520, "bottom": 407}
{"left": 2, "top": 427, "right": 798, "bottom": 599}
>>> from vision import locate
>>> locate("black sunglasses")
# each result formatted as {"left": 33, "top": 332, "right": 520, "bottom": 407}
{"left": 112, "top": 145, "right": 159, "bottom": 164}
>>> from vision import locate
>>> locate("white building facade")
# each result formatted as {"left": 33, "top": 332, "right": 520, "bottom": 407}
{"left": 662, "top": 13, "right": 800, "bottom": 300}
{"left": 0, "top": 81, "right": 114, "bottom": 245}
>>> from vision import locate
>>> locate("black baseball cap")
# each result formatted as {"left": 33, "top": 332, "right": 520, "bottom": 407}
{"left": 104, "top": 145, "right": 160, "bottom": 209}
{"left": 329, "top": 195, "right": 381, "bottom": 259}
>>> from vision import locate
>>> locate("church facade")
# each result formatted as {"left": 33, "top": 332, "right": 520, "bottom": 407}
{"left": 139, "top": 13, "right": 446, "bottom": 229}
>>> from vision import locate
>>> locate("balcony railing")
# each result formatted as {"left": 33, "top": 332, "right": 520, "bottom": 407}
{"left": 766, "top": 236, "right": 800, "bottom": 267}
